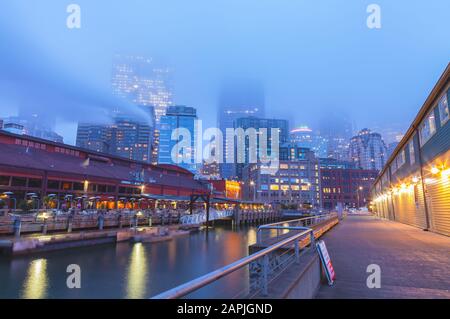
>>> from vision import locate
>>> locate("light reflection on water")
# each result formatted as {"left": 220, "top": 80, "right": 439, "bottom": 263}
{"left": 125, "top": 243, "right": 148, "bottom": 299}
{"left": 0, "top": 225, "right": 257, "bottom": 298}
{"left": 21, "top": 259, "right": 48, "bottom": 299}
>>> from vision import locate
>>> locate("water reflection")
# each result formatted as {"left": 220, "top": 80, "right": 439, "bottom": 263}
{"left": 247, "top": 228, "right": 257, "bottom": 245}
{"left": 22, "top": 259, "right": 48, "bottom": 299}
{"left": 125, "top": 243, "right": 148, "bottom": 299}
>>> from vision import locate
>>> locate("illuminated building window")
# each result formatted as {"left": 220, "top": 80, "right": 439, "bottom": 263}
{"left": 409, "top": 141, "right": 415, "bottom": 165}
{"left": 419, "top": 108, "right": 437, "bottom": 146}
{"left": 270, "top": 184, "right": 279, "bottom": 191}
{"left": 438, "top": 91, "right": 449, "bottom": 125}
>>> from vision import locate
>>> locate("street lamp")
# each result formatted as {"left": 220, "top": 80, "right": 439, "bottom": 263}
{"left": 250, "top": 181, "right": 256, "bottom": 202}
{"left": 357, "top": 186, "right": 363, "bottom": 209}
{"left": 3, "top": 192, "right": 16, "bottom": 210}
{"left": 48, "top": 194, "right": 58, "bottom": 210}
{"left": 26, "top": 193, "right": 40, "bottom": 210}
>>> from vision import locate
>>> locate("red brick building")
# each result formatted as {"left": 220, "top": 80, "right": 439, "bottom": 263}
{"left": 320, "top": 168, "right": 378, "bottom": 209}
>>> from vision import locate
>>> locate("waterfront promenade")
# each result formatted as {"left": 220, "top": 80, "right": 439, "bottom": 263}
{"left": 316, "top": 215, "right": 450, "bottom": 299}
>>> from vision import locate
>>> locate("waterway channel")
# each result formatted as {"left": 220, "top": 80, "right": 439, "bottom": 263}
{"left": 0, "top": 225, "right": 258, "bottom": 299}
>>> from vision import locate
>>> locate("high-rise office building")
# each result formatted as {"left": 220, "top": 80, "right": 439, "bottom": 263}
{"left": 109, "top": 114, "right": 154, "bottom": 163}
{"left": 317, "top": 112, "right": 353, "bottom": 161}
{"left": 290, "top": 126, "right": 328, "bottom": 158}
{"left": 111, "top": 54, "right": 173, "bottom": 123}
{"left": 243, "top": 146, "right": 320, "bottom": 207}
{"left": 76, "top": 106, "right": 155, "bottom": 163}
{"left": 386, "top": 141, "right": 399, "bottom": 159}
{"left": 158, "top": 105, "right": 198, "bottom": 173}
{"left": 217, "top": 79, "right": 265, "bottom": 179}
{"left": 349, "top": 128, "right": 388, "bottom": 171}
{"left": 76, "top": 124, "right": 111, "bottom": 153}
{"left": 234, "top": 117, "right": 289, "bottom": 179}
{"left": 111, "top": 54, "right": 172, "bottom": 163}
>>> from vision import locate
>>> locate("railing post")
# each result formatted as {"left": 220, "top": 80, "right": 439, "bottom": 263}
{"left": 13, "top": 216, "right": 21, "bottom": 238}
{"left": 261, "top": 254, "right": 269, "bottom": 296}
{"left": 67, "top": 214, "right": 73, "bottom": 233}
{"left": 295, "top": 239, "right": 299, "bottom": 263}
{"left": 257, "top": 229, "right": 262, "bottom": 245}
{"left": 309, "top": 231, "right": 315, "bottom": 251}
{"left": 42, "top": 218, "right": 48, "bottom": 234}
{"left": 98, "top": 214, "right": 104, "bottom": 230}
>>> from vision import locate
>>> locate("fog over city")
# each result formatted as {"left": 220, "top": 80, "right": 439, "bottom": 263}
{"left": 0, "top": 0, "right": 449, "bottom": 144}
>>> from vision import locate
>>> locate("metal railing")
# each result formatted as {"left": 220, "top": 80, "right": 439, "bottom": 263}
{"left": 152, "top": 212, "right": 338, "bottom": 299}
{"left": 257, "top": 213, "right": 338, "bottom": 244}
{"left": 151, "top": 227, "right": 314, "bottom": 299}
{"left": 179, "top": 209, "right": 234, "bottom": 225}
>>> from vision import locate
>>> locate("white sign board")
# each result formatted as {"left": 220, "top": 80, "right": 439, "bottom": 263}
{"left": 316, "top": 240, "right": 335, "bottom": 285}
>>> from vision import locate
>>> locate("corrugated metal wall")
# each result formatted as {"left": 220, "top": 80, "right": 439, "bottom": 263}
{"left": 423, "top": 151, "right": 450, "bottom": 236}
{"left": 391, "top": 184, "right": 427, "bottom": 229}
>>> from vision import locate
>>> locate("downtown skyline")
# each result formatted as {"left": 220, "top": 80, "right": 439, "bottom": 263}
{"left": 0, "top": 1, "right": 449, "bottom": 145}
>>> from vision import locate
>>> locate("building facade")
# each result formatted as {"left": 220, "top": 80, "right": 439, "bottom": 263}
{"left": 76, "top": 123, "right": 111, "bottom": 153}
{"left": 372, "top": 64, "right": 450, "bottom": 237}
{"left": 243, "top": 146, "right": 320, "bottom": 207}
{"left": 234, "top": 117, "right": 289, "bottom": 179}
{"left": 76, "top": 106, "right": 155, "bottom": 163}
{"left": 0, "top": 130, "right": 208, "bottom": 210}
{"left": 158, "top": 106, "right": 198, "bottom": 173}
{"left": 349, "top": 128, "right": 388, "bottom": 171}
{"left": 217, "top": 79, "right": 265, "bottom": 179}
{"left": 320, "top": 168, "right": 378, "bottom": 209}
{"left": 290, "top": 126, "right": 328, "bottom": 158}
{"left": 111, "top": 54, "right": 173, "bottom": 123}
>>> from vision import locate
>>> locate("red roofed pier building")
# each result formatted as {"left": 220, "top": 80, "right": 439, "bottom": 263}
{"left": 0, "top": 130, "right": 208, "bottom": 210}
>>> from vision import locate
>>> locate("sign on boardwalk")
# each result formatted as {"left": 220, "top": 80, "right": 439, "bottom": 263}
{"left": 316, "top": 240, "right": 335, "bottom": 285}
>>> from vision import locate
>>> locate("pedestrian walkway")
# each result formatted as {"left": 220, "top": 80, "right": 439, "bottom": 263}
{"left": 316, "top": 215, "right": 450, "bottom": 299}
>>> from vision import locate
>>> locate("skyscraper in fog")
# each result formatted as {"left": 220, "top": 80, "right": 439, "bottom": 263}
{"left": 217, "top": 79, "right": 265, "bottom": 179}
{"left": 317, "top": 112, "right": 354, "bottom": 161}
{"left": 1, "top": 114, "right": 63, "bottom": 143}
{"left": 158, "top": 105, "right": 198, "bottom": 173}
{"left": 349, "top": 128, "right": 387, "bottom": 171}
{"left": 111, "top": 54, "right": 173, "bottom": 123}
{"left": 290, "top": 126, "right": 328, "bottom": 158}
{"left": 234, "top": 117, "right": 289, "bottom": 179}
{"left": 111, "top": 54, "right": 171, "bottom": 163}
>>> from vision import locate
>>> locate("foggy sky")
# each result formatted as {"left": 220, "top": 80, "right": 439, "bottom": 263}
{"left": 0, "top": 0, "right": 449, "bottom": 145}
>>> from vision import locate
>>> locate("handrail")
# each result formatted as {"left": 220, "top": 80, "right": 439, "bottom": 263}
{"left": 151, "top": 228, "right": 313, "bottom": 299}
{"left": 261, "top": 213, "right": 335, "bottom": 228}
{"left": 257, "top": 213, "right": 337, "bottom": 243}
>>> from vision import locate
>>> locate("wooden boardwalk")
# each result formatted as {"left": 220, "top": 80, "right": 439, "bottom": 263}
{"left": 316, "top": 215, "right": 450, "bottom": 299}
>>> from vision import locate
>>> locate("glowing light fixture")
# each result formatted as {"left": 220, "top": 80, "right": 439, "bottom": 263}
{"left": 431, "top": 167, "right": 440, "bottom": 175}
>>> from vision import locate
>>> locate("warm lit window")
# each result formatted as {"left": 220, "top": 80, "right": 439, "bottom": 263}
{"left": 419, "top": 108, "right": 436, "bottom": 146}
{"left": 270, "top": 184, "right": 279, "bottom": 191}
{"left": 438, "top": 91, "right": 449, "bottom": 126}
